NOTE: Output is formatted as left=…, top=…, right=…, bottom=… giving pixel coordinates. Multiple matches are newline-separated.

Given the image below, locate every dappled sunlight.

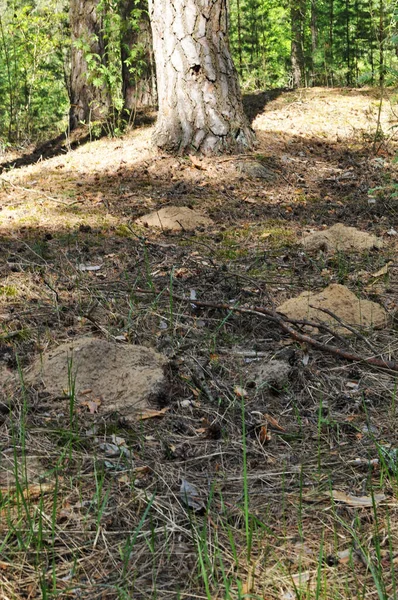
left=0, top=199, right=122, bottom=233
left=0, top=89, right=397, bottom=600
left=255, top=87, right=398, bottom=143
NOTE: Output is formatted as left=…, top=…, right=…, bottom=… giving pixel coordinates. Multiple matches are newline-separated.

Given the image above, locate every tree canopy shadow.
left=242, top=88, right=289, bottom=122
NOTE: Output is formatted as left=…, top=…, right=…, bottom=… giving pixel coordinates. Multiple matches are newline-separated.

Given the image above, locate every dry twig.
left=135, top=288, right=398, bottom=372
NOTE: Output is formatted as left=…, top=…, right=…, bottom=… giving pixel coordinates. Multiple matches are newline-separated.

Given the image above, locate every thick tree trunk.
left=148, top=0, right=255, bottom=155
left=291, top=0, right=305, bottom=88
left=120, top=0, right=157, bottom=110
left=69, top=0, right=110, bottom=130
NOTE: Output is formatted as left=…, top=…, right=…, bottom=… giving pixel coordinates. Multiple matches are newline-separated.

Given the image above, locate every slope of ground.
left=0, top=87, right=397, bottom=599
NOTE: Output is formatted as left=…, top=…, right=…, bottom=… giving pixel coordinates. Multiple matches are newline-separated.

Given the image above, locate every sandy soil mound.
left=277, top=284, right=387, bottom=331
left=27, top=337, right=167, bottom=423
left=136, top=206, right=213, bottom=231
left=302, top=223, right=383, bottom=253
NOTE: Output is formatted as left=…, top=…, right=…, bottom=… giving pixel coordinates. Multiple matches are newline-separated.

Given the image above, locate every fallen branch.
left=134, top=288, right=398, bottom=372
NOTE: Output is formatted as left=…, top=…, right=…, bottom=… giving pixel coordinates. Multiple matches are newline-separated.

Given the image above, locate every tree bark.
left=148, top=0, right=255, bottom=155
left=120, top=0, right=157, bottom=110
left=69, top=0, right=111, bottom=130
left=310, top=0, right=317, bottom=85
left=291, top=0, right=305, bottom=88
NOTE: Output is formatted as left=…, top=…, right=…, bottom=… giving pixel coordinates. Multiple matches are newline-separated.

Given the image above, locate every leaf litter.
left=0, top=88, right=397, bottom=598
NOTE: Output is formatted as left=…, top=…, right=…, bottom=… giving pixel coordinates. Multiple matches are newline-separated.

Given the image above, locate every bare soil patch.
left=277, top=282, right=388, bottom=331
left=136, top=205, right=214, bottom=230
left=27, top=336, right=167, bottom=422
left=302, top=222, right=384, bottom=252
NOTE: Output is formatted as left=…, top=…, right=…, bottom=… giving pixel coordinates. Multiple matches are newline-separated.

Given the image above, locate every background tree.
left=0, top=0, right=397, bottom=148
left=69, top=0, right=111, bottom=129
left=291, top=0, right=306, bottom=87
left=120, top=0, right=156, bottom=111
left=148, top=0, right=255, bottom=154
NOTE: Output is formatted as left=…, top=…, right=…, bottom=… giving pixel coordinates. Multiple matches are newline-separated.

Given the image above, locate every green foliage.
left=0, top=0, right=69, bottom=144
left=229, top=0, right=398, bottom=89
left=1, top=0, right=398, bottom=146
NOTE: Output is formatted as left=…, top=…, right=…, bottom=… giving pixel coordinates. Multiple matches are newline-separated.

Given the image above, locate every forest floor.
left=0, top=87, right=397, bottom=599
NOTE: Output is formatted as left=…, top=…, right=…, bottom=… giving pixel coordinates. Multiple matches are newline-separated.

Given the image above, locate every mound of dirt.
left=27, top=337, right=167, bottom=423
left=236, top=160, right=276, bottom=181
left=302, top=223, right=383, bottom=252
left=255, top=360, right=292, bottom=390
left=277, top=284, right=387, bottom=331
left=136, top=206, right=213, bottom=231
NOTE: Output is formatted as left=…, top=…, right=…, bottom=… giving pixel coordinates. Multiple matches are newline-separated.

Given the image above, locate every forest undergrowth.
left=0, top=87, right=397, bottom=599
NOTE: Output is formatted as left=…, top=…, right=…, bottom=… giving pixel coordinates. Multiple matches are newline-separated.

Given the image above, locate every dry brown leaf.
left=134, top=407, right=169, bottom=421
left=331, top=490, right=385, bottom=507
left=259, top=425, right=272, bottom=444
left=188, top=154, right=206, bottom=170
left=264, top=413, right=286, bottom=431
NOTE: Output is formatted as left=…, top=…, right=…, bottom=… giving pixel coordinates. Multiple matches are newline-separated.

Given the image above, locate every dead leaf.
left=264, top=413, right=286, bottom=431
left=78, top=264, right=102, bottom=272
left=331, top=490, right=385, bottom=507
left=259, top=424, right=272, bottom=444
left=290, top=570, right=313, bottom=586
left=180, top=479, right=206, bottom=512
left=234, top=385, right=248, bottom=398
left=134, top=407, right=169, bottom=421
left=371, top=261, right=392, bottom=278
left=81, top=398, right=101, bottom=414
left=188, top=154, right=206, bottom=170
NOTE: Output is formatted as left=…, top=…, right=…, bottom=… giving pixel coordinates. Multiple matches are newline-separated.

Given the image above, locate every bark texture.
left=121, top=0, right=157, bottom=110
left=291, top=0, right=305, bottom=88
left=148, top=0, right=255, bottom=154
left=69, top=0, right=110, bottom=130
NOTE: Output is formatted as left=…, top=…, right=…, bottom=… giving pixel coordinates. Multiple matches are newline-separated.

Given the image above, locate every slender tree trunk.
left=236, top=0, right=243, bottom=76
left=69, top=0, right=111, bottom=130
left=291, top=0, right=305, bottom=88
left=354, top=0, right=359, bottom=81
left=120, top=0, right=157, bottom=110
left=148, top=0, right=255, bottom=154
left=345, top=0, right=351, bottom=85
left=329, top=0, right=334, bottom=85
left=310, top=0, right=317, bottom=86
left=379, top=0, right=384, bottom=86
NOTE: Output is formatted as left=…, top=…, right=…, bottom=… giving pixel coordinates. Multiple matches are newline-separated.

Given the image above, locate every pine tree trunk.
left=291, top=0, right=305, bottom=88
left=69, top=0, right=110, bottom=130
left=148, top=0, right=255, bottom=155
left=120, top=0, right=157, bottom=111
